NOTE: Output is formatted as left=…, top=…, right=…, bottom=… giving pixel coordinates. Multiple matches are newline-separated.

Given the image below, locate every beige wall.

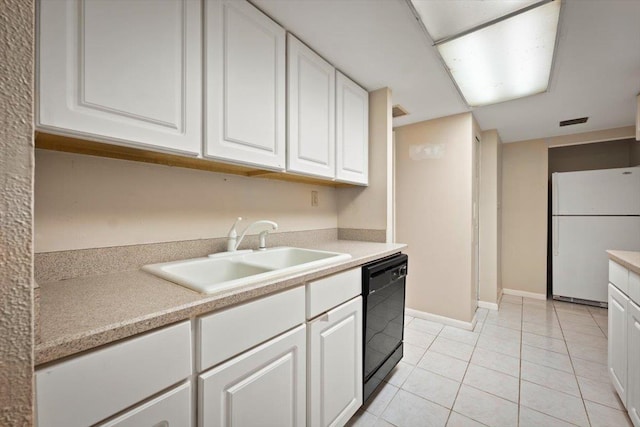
left=501, top=139, right=548, bottom=295
left=35, top=150, right=338, bottom=252
left=337, top=88, right=393, bottom=238
left=471, top=117, right=481, bottom=308
left=549, top=139, right=636, bottom=175
left=479, top=130, right=502, bottom=304
left=0, top=0, right=34, bottom=422
left=395, top=113, right=475, bottom=322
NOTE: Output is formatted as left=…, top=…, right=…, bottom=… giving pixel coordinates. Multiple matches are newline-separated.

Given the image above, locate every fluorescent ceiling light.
left=435, top=1, right=561, bottom=107
left=411, top=0, right=540, bottom=42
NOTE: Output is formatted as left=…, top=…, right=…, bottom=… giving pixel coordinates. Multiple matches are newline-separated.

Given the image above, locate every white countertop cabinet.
left=36, top=256, right=377, bottom=426
left=609, top=283, right=629, bottom=404
left=308, top=296, right=363, bottom=427
left=199, top=325, right=306, bottom=427
left=37, top=0, right=202, bottom=155
left=629, top=299, right=640, bottom=426
left=35, top=322, right=192, bottom=427
left=98, top=382, right=192, bottom=427
left=608, top=257, right=640, bottom=426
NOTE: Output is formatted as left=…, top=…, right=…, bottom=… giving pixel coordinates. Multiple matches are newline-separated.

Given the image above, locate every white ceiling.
left=251, top=0, right=640, bottom=143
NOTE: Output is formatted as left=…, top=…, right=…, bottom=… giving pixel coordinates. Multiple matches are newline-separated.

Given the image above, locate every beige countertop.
left=607, top=250, right=640, bottom=275
left=37, top=240, right=406, bottom=366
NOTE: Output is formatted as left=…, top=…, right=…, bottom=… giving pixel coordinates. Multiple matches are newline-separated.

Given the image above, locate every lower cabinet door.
left=98, top=382, right=191, bottom=427
left=609, top=283, right=629, bottom=404
left=308, top=296, right=363, bottom=427
left=628, top=300, right=640, bottom=427
left=199, top=325, right=306, bottom=427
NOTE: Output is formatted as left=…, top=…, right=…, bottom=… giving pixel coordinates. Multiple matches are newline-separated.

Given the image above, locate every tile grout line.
left=554, top=301, right=593, bottom=427
left=443, top=306, right=489, bottom=427
left=517, top=297, right=523, bottom=427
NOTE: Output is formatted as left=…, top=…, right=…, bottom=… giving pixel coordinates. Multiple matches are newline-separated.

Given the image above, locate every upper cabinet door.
left=336, top=72, right=369, bottom=185
left=205, top=0, right=286, bottom=170
left=37, top=0, right=202, bottom=155
left=287, top=34, right=336, bottom=179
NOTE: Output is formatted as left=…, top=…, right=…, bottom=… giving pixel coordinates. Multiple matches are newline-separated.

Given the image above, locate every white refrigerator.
left=552, top=166, right=640, bottom=305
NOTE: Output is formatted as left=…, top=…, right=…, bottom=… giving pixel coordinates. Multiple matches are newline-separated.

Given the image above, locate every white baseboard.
left=406, top=308, right=477, bottom=331
left=502, top=288, right=547, bottom=300
left=477, top=300, right=499, bottom=310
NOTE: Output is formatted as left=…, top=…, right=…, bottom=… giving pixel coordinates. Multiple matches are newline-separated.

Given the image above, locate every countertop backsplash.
left=35, top=228, right=338, bottom=283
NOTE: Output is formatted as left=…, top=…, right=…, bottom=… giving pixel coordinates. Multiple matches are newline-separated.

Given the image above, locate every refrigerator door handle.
left=552, top=174, right=559, bottom=215
left=553, top=215, right=559, bottom=256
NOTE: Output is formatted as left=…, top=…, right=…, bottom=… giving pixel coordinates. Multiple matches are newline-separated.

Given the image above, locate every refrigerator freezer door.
left=553, top=216, right=640, bottom=303
left=552, top=167, right=640, bottom=215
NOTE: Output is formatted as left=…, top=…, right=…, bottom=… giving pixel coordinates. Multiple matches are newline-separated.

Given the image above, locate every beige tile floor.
left=348, top=295, right=633, bottom=427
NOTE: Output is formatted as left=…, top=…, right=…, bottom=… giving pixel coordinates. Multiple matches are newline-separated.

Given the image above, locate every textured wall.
left=0, top=0, right=34, bottom=424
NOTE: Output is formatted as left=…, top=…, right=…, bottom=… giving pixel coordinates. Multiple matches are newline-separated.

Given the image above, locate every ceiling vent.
left=559, top=117, right=589, bottom=127
left=392, top=105, right=409, bottom=118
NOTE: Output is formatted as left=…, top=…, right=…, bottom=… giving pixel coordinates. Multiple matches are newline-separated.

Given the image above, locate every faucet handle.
left=227, top=217, right=243, bottom=252
left=227, top=217, right=243, bottom=237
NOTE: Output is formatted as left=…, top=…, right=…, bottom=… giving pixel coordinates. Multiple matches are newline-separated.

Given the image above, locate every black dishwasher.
left=362, top=253, right=408, bottom=402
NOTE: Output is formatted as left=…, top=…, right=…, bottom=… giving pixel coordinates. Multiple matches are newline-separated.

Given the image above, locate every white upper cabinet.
left=287, top=34, right=336, bottom=179
left=205, top=0, right=286, bottom=170
left=336, top=72, right=369, bottom=185
left=37, top=0, right=202, bottom=155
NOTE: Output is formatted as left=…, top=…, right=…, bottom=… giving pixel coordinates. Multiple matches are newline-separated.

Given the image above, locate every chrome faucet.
left=227, top=218, right=278, bottom=251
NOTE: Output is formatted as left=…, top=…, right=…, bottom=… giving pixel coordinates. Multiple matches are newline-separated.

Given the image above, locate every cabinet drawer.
left=36, top=321, right=192, bottom=427
left=99, top=381, right=191, bottom=427
left=198, top=286, right=305, bottom=372
left=630, top=271, right=640, bottom=306
left=610, top=260, right=629, bottom=295
left=306, top=268, right=361, bottom=319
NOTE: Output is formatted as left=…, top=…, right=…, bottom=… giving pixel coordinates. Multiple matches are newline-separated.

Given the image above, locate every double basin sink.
left=143, top=247, right=352, bottom=294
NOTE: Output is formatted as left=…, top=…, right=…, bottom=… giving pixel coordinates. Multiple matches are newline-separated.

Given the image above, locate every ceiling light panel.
left=411, top=0, right=541, bottom=41
left=436, top=1, right=561, bottom=107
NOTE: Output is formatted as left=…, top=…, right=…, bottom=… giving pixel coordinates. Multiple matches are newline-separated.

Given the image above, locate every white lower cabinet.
left=99, top=382, right=192, bottom=427
left=36, top=267, right=367, bottom=427
left=628, top=300, right=640, bottom=426
left=198, top=324, right=306, bottom=427
left=35, top=321, right=192, bottom=427
left=308, top=296, right=363, bottom=427
left=609, top=259, right=640, bottom=427
left=609, top=283, right=629, bottom=403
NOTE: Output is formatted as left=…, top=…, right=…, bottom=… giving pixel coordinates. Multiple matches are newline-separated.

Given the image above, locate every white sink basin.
left=143, top=247, right=351, bottom=294
left=238, top=247, right=347, bottom=270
